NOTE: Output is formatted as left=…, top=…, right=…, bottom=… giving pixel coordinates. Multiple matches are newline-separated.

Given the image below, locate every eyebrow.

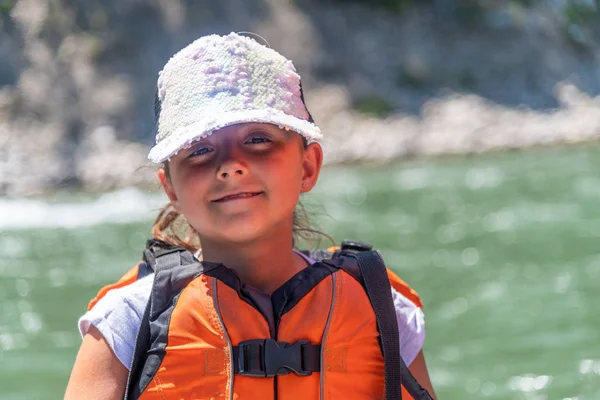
left=239, top=125, right=274, bottom=135
left=186, top=125, right=285, bottom=152
left=189, top=139, right=211, bottom=148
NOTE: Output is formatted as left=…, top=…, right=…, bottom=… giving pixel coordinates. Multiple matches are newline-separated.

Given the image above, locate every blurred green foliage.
left=374, top=0, right=416, bottom=12
left=396, top=68, right=429, bottom=89
left=327, top=0, right=424, bottom=13
left=457, top=70, right=477, bottom=91
left=0, top=0, right=16, bottom=14
left=511, top=0, right=537, bottom=6
left=328, top=0, right=600, bottom=27
left=455, top=3, right=486, bottom=28
left=563, top=0, right=600, bottom=25
left=356, top=96, right=394, bottom=117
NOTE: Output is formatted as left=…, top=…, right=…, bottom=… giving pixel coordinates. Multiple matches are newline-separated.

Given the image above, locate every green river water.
left=1, top=144, right=599, bottom=399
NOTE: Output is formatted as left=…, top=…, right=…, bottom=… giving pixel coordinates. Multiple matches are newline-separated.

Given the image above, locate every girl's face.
left=159, top=123, right=323, bottom=245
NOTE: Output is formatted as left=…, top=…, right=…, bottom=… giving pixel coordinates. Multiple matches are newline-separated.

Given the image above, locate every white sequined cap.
left=148, top=32, right=322, bottom=163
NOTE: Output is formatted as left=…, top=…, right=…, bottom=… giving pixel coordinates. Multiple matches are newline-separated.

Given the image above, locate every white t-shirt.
left=79, top=253, right=426, bottom=370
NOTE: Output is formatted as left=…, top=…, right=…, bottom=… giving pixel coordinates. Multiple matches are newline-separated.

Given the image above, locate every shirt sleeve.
left=392, top=286, right=426, bottom=366
left=78, top=274, right=154, bottom=370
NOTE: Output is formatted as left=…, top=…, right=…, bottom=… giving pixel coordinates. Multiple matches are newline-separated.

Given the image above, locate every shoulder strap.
left=124, top=249, right=184, bottom=400
left=349, top=249, right=434, bottom=400
left=141, top=238, right=182, bottom=272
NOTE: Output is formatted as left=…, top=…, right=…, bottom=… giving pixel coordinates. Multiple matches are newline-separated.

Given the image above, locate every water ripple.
left=0, top=188, right=166, bottom=230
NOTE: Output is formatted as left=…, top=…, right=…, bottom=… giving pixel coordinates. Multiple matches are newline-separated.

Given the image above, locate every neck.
left=198, top=228, right=308, bottom=295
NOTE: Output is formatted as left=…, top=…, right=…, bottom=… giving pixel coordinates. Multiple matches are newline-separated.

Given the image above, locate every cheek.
left=171, top=171, right=209, bottom=209
left=263, top=162, right=303, bottom=203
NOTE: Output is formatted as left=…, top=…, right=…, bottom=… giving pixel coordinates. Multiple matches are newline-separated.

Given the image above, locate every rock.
left=2, top=0, right=600, bottom=195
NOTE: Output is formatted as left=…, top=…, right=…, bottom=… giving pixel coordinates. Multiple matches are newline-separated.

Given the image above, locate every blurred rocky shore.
left=1, top=0, right=600, bottom=195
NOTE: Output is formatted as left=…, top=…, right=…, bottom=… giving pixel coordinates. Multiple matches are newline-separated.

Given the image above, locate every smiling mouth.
left=213, top=192, right=263, bottom=202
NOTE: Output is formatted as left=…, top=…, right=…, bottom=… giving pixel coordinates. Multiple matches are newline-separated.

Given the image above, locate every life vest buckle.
left=340, top=239, right=373, bottom=252
left=237, top=339, right=315, bottom=378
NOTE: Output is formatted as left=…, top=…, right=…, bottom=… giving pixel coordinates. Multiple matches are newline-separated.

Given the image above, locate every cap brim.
left=148, top=108, right=322, bottom=164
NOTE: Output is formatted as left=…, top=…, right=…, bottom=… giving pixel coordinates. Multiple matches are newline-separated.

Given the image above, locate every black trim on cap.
left=154, top=90, right=161, bottom=121
left=299, top=81, right=315, bottom=124
left=153, top=89, right=162, bottom=145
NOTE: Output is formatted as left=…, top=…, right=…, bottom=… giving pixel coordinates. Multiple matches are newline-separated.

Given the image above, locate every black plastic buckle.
left=341, top=239, right=373, bottom=252
left=238, top=339, right=312, bottom=378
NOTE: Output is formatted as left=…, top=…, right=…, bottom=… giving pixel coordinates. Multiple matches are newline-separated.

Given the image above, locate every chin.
left=196, top=211, right=291, bottom=245
left=209, top=221, right=269, bottom=245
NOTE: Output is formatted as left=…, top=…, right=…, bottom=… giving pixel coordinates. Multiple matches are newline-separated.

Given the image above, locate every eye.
left=246, top=136, right=272, bottom=145
left=188, top=146, right=213, bottom=158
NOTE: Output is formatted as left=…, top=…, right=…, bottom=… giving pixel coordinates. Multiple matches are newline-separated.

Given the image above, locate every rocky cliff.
left=1, top=0, right=600, bottom=195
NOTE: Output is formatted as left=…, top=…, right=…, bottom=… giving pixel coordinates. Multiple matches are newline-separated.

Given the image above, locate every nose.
left=216, top=147, right=248, bottom=181
left=219, top=167, right=245, bottom=179
left=213, top=128, right=252, bottom=181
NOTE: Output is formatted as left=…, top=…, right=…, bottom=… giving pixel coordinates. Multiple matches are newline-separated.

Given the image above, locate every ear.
left=300, top=142, right=323, bottom=192
left=158, top=168, right=181, bottom=212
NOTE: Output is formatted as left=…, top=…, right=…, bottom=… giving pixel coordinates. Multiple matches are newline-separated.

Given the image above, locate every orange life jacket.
left=88, top=240, right=432, bottom=400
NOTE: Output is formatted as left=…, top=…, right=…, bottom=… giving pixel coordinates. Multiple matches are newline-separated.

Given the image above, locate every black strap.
left=124, top=299, right=151, bottom=399
left=124, top=250, right=183, bottom=399
left=124, top=241, right=432, bottom=399
left=352, top=250, right=434, bottom=400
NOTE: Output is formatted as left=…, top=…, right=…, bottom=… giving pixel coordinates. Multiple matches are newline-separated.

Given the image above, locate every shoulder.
left=386, top=268, right=422, bottom=309
left=385, top=266, right=426, bottom=366
left=390, top=280, right=426, bottom=366
left=87, top=262, right=147, bottom=311
left=85, top=272, right=154, bottom=318
left=78, top=273, right=154, bottom=369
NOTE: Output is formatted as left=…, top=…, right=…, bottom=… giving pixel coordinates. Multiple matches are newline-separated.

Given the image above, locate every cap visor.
left=148, top=109, right=322, bottom=164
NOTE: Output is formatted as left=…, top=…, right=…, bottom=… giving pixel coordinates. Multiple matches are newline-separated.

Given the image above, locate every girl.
left=65, top=32, right=436, bottom=400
